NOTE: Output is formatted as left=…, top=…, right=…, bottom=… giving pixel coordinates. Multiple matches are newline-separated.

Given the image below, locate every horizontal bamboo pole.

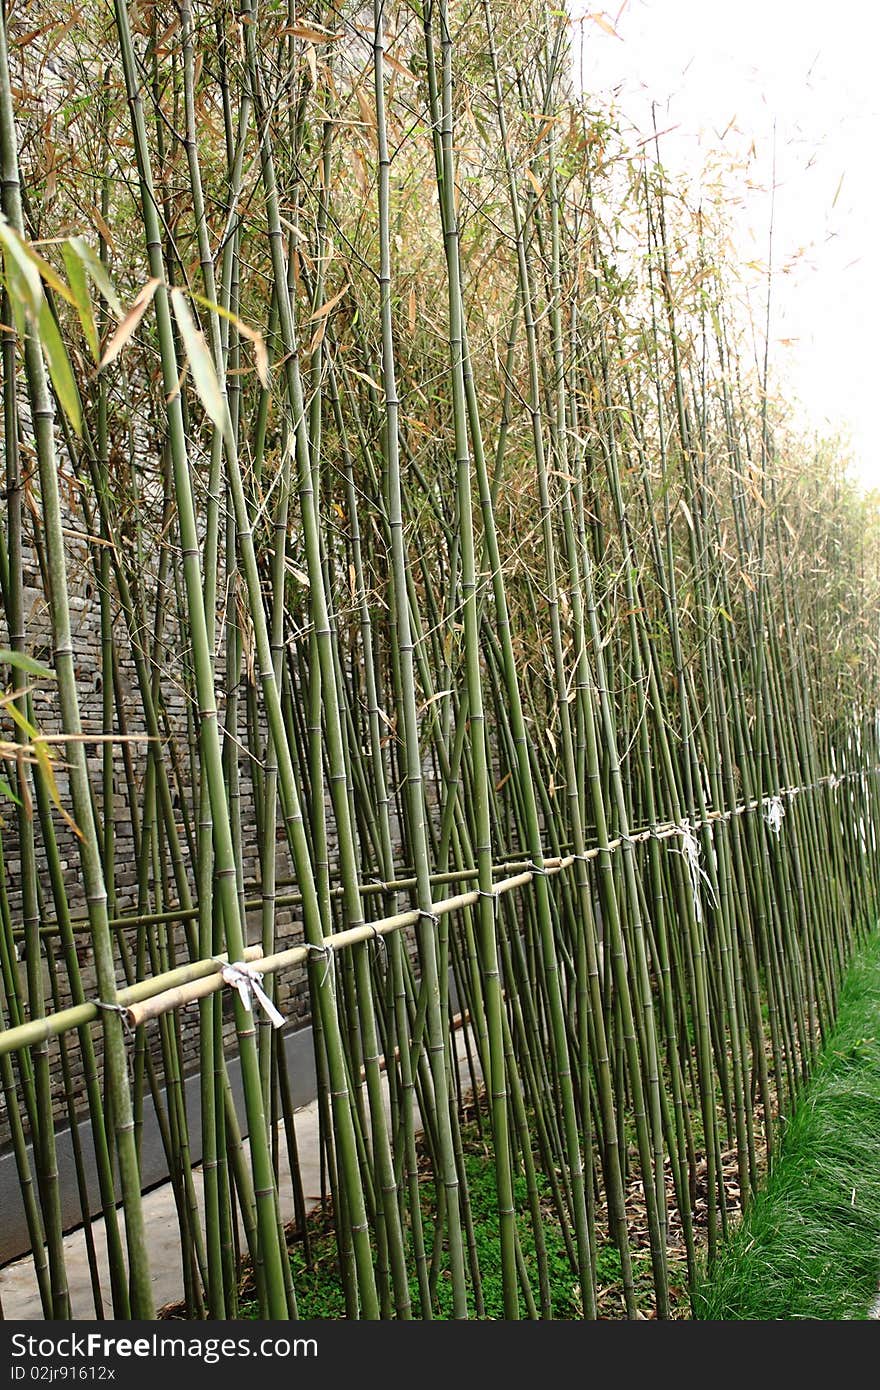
left=127, top=868, right=541, bottom=1028
left=0, top=945, right=265, bottom=1057
left=11, top=855, right=547, bottom=940
left=2, top=765, right=873, bottom=1056
left=12, top=767, right=871, bottom=942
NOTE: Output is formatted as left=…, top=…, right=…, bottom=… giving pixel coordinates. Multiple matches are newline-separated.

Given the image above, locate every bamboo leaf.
left=285, top=561, right=310, bottom=588
left=303, top=41, right=317, bottom=86
left=384, top=53, right=417, bottom=80
left=346, top=365, right=384, bottom=393
left=831, top=171, right=845, bottom=209
left=308, top=279, right=350, bottom=322
left=0, top=650, right=55, bottom=679
left=528, top=115, right=557, bottom=151
left=0, top=776, right=21, bottom=806
left=99, top=277, right=160, bottom=367
left=189, top=290, right=270, bottom=388
left=68, top=235, right=123, bottom=319
left=19, top=243, right=78, bottom=309
left=3, top=697, right=40, bottom=742
left=32, top=738, right=84, bottom=841
left=38, top=298, right=82, bottom=436
left=61, top=241, right=100, bottom=361
left=353, top=83, right=375, bottom=132
left=0, top=217, right=43, bottom=321
left=585, top=12, right=622, bottom=39
left=88, top=205, right=116, bottom=255
left=281, top=24, right=342, bottom=43
left=524, top=167, right=545, bottom=200
left=170, top=287, right=226, bottom=432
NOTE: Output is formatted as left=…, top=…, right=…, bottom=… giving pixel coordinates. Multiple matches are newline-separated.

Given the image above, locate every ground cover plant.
left=695, top=928, right=880, bottom=1320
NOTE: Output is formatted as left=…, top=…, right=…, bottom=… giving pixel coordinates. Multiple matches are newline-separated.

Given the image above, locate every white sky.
left=571, top=0, right=880, bottom=490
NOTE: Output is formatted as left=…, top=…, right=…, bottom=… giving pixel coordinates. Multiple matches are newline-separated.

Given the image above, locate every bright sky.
left=571, top=0, right=880, bottom=490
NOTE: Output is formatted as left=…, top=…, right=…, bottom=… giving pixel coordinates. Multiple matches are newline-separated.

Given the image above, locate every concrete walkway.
left=0, top=1094, right=325, bottom=1319
left=0, top=1027, right=479, bottom=1319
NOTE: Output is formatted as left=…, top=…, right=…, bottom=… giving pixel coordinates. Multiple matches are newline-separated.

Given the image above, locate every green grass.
left=236, top=1123, right=684, bottom=1319
left=239, top=1130, right=584, bottom=1320
left=694, top=927, right=880, bottom=1320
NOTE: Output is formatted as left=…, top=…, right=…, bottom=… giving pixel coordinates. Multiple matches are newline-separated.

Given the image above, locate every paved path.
left=0, top=1028, right=479, bottom=1319
left=0, top=1095, right=325, bottom=1319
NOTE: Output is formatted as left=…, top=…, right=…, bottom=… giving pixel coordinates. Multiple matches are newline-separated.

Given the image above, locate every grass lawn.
left=234, top=1117, right=687, bottom=1320
left=694, top=927, right=880, bottom=1320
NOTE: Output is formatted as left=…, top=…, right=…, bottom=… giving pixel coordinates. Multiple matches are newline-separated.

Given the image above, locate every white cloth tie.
left=673, top=819, right=717, bottom=923
left=763, top=795, right=785, bottom=837
left=221, top=960, right=285, bottom=1029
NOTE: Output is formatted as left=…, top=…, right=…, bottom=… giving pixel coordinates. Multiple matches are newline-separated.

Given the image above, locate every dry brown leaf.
left=308, top=279, right=350, bottom=323
left=524, top=166, right=544, bottom=200
left=99, top=278, right=160, bottom=368
left=384, top=53, right=417, bottom=80
left=281, top=25, right=342, bottom=44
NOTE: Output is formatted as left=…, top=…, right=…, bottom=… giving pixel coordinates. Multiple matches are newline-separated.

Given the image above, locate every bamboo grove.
left=0, top=0, right=878, bottom=1321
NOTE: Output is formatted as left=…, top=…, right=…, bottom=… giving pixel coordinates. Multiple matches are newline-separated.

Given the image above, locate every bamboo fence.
left=0, top=0, right=877, bottom=1321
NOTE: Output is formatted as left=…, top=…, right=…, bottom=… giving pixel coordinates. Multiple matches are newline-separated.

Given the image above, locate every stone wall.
left=0, top=512, right=317, bottom=1147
